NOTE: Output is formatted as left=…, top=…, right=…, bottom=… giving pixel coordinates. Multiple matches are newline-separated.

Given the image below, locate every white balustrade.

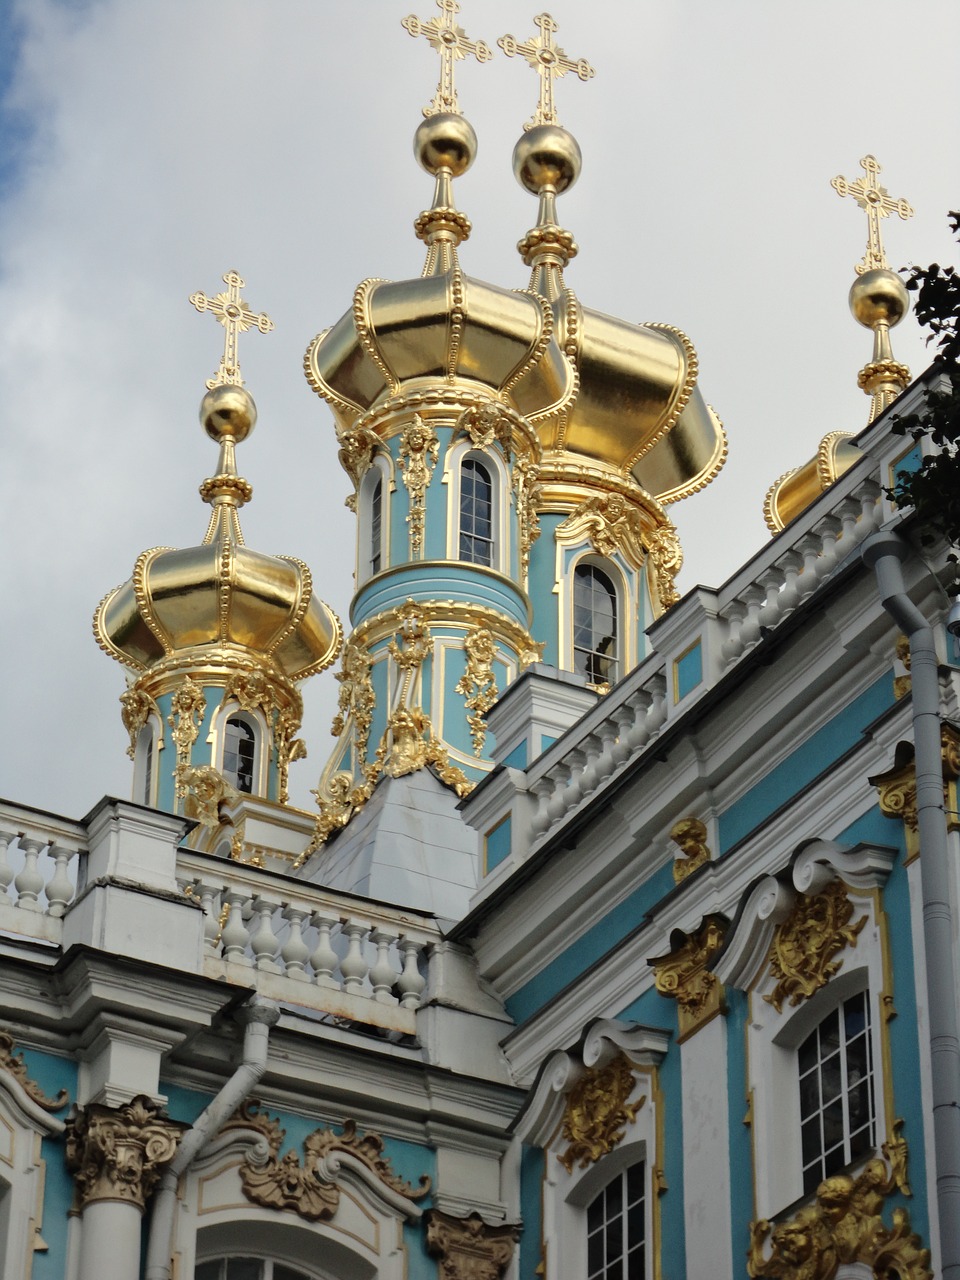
left=0, top=814, right=83, bottom=940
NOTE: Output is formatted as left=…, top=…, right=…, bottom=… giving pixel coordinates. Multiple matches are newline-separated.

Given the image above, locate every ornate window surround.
left=559, top=551, right=631, bottom=687
left=512, top=1019, right=668, bottom=1280
left=444, top=440, right=510, bottom=575
left=357, top=454, right=393, bottom=587
left=714, top=838, right=897, bottom=1221
left=209, top=705, right=268, bottom=799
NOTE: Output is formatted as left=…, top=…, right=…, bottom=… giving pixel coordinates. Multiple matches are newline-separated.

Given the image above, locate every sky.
left=1, top=0, right=958, bottom=820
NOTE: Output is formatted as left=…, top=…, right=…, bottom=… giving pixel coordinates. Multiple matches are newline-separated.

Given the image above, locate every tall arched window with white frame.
left=574, top=562, right=619, bottom=684
left=459, top=456, right=494, bottom=567
left=370, top=473, right=383, bottom=576
left=195, top=1261, right=314, bottom=1280
left=222, top=715, right=257, bottom=795
left=587, top=1161, right=646, bottom=1280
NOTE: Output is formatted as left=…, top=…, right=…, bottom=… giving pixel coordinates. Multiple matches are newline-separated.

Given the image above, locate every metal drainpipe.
left=862, top=530, right=960, bottom=1278
left=144, top=997, right=280, bottom=1280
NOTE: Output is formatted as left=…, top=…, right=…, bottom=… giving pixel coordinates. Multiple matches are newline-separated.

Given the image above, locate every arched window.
left=798, top=990, right=875, bottom=1195
left=574, top=563, right=618, bottom=684
left=136, top=724, right=155, bottom=806
left=587, top=1163, right=646, bottom=1280
left=370, top=474, right=383, bottom=575
left=223, top=717, right=256, bottom=794
left=196, top=1262, right=311, bottom=1280
left=459, top=457, right=494, bottom=567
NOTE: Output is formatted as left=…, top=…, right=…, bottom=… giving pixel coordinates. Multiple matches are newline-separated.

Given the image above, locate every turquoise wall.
left=19, top=1048, right=77, bottom=1280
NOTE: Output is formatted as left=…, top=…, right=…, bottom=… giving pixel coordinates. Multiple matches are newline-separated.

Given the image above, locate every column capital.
left=65, top=1094, right=186, bottom=1212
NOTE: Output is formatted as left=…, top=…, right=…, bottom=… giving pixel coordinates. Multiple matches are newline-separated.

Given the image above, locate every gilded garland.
left=119, top=685, right=162, bottom=760
left=331, top=639, right=376, bottom=766
left=455, top=628, right=499, bottom=756
left=512, top=455, right=542, bottom=585
left=559, top=1052, right=643, bottom=1173
left=398, top=415, right=439, bottom=557
left=765, top=880, right=867, bottom=1014
left=168, top=677, right=207, bottom=797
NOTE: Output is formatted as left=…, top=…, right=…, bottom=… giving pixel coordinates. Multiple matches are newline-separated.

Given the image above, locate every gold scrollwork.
left=425, top=1209, right=519, bottom=1280
left=765, top=880, right=867, bottom=1014
left=331, top=638, right=376, bottom=766
left=670, top=816, right=712, bottom=884
left=0, top=1032, right=67, bottom=1111
left=513, top=455, right=542, bottom=585
left=455, top=628, right=499, bottom=756
left=456, top=402, right=513, bottom=458
left=398, top=415, right=440, bottom=557
left=646, top=520, right=683, bottom=611
left=559, top=1052, right=643, bottom=1173
left=222, top=669, right=276, bottom=716
left=119, top=684, right=162, bottom=760
left=338, top=424, right=382, bottom=511
left=650, top=916, right=727, bottom=1042
left=168, top=677, right=207, bottom=797
left=557, top=492, right=648, bottom=571
left=274, top=703, right=306, bottom=806
left=747, top=1123, right=930, bottom=1279
left=234, top=1104, right=430, bottom=1224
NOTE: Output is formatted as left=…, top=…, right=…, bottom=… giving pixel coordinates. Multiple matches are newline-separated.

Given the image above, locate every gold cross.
left=831, top=155, right=914, bottom=275
left=498, top=13, right=594, bottom=131
left=189, top=270, right=274, bottom=389
left=402, top=0, right=492, bottom=118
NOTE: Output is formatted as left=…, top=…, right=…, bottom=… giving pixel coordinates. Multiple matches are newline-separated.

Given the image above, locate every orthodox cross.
left=498, top=13, right=594, bottom=130
left=402, top=0, right=492, bottom=117
left=831, top=156, right=914, bottom=275
left=189, top=270, right=274, bottom=389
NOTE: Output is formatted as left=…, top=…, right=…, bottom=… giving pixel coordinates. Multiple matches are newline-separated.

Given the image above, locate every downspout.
left=145, top=997, right=280, bottom=1280
left=862, top=530, right=960, bottom=1279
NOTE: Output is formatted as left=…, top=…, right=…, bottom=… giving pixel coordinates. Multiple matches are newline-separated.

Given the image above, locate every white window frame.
left=357, top=454, right=393, bottom=586
left=132, top=715, right=163, bottom=807
left=563, top=552, right=629, bottom=687
left=209, top=705, right=269, bottom=798
left=444, top=441, right=509, bottom=574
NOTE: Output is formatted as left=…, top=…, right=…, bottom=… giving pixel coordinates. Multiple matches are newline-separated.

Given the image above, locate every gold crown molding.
left=199, top=473, right=253, bottom=507
left=399, top=416, right=441, bottom=558
left=539, top=287, right=583, bottom=448
left=623, top=325, right=698, bottom=471
left=497, top=12, right=594, bottom=132
left=65, top=1095, right=185, bottom=1213
left=748, top=1122, right=930, bottom=1280
left=119, top=684, right=163, bottom=760
left=816, top=431, right=855, bottom=489
left=230, top=1100, right=430, bottom=1223
left=455, top=627, right=499, bottom=756
left=351, top=596, right=540, bottom=666
left=764, top=880, right=868, bottom=1014
left=650, top=916, right=727, bottom=1043
left=558, top=1052, right=643, bottom=1174
left=415, top=205, right=472, bottom=246
left=870, top=725, right=960, bottom=864
left=351, top=387, right=542, bottom=460
left=763, top=467, right=799, bottom=535
left=656, top=405, right=728, bottom=507
left=425, top=1209, right=519, bottom=1280
left=0, top=1033, right=67, bottom=1111
left=447, top=265, right=466, bottom=377
left=133, top=547, right=177, bottom=656
left=353, top=278, right=399, bottom=395
left=670, top=816, right=712, bottom=884
left=128, top=650, right=299, bottom=708
left=93, top=586, right=147, bottom=673
left=536, top=458, right=662, bottom=515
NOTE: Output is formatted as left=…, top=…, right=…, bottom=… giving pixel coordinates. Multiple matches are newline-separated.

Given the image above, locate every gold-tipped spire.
left=189, top=269, right=274, bottom=389
left=498, top=13, right=594, bottom=131
left=500, top=15, right=592, bottom=299
left=832, top=155, right=913, bottom=423
left=402, top=0, right=491, bottom=118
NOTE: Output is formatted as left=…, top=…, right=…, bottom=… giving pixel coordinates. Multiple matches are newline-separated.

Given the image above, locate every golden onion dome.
left=94, top=385, right=342, bottom=683
left=763, top=431, right=862, bottom=534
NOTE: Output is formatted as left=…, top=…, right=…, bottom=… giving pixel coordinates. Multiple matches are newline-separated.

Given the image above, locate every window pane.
left=459, top=458, right=494, bottom=567
left=194, top=1265, right=221, bottom=1280
left=587, top=1164, right=644, bottom=1280
left=225, top=1261, right=261, bottom=1280
left=223, top=718, right=255, bottom=794
left=573, top=564, right=618, bottom=684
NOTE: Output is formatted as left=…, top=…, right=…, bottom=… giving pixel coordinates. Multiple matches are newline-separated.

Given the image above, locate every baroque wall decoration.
left=119, top=684, right=162, bottom=760
left=455, top=628, right=500, bottom=756
left=669, top=815, right=713, bottom=884
left=764, top=880, right=867, bottom=1014
left=65, top=1095, right=185, bottom=1212
left=398, top=415, right=440, bottom=557
left=558, top=1051, right=643, bottom=1173
left=870, top=724, right=960, bottom=863
left=425, top=1209, right=519, bottom=1280
left=650, top=915, right=728, bottom=1042
left=0, top=1032, right=67, bottom=1112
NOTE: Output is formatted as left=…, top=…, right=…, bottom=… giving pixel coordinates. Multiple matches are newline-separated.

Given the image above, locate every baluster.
left=0, top=830, right=16, bottom=901
left=626, top=688, right=654, bottom=751
left=339, top=920, right=369, bottom=994
left=310, top=912, right=340, bottom=989
left=758, top=566, right=785, bottom=630
left=858, top=480, right=882, bottom=535
left=397, top=938, right=426, bottom=1010
left=281, top=907, right=311, bottom=981
left=564, top=748, right=587, bottom=807
left=14, top=838, right=46, bottom=912
left=738, top=585, right=765, bottom=652
left=833, top=496, right=862, bottom=560
left=610, top=704, right=635, bottom=766
left=776, top=549, right=803, bottom=618
left=194, top=880, right=222, bottom=954
left=45, top=845, right=76, bottom=917
left=646, top=675, right=668, bottom=737
left=369, top=929, right=399, bottom=1005
left=594, top=721, right=618, bottom=783
left=220, top=890, right=252, bottom=966
left=816, top=515, right=842, bottom=581
left=720, top=600, right=747, bottom=663
left=795, top=533, right=823, bottom=599
left=250, top=898, right=281, bottom=972
left=530, top=778, right=554, bottom=834
left=546, top=763, right=572, bottom=823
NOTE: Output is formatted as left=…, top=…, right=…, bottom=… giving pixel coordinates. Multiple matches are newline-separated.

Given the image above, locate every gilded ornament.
left=456, top=402, right=513, bottom=458
left=558, top=1052, right=643, bottom=1173
left=331, top=639, right=376, bottom=765
left=176, top=764, right=236, bottom=827
left=893, top=634, right=912, bottom=700
left=65, top=1095, right=185, bottom=1212
left=426, top=1209, right=519, bottom=1280
left=274, top=703, right=306, bottom=806
left=388, top=601, right=432, bottom=675
left=558, top=492, right=647, bottom=570
left=339, top=428, right=382, bottom=511
left=189, top=270, right=274, bottom=390
left=871, top=724, right=960, bottom=863
left=119, top=684, right=161, bottom=760
left=646, top=521, right=683, bottom=611
left=237, top=1107, right=430, bottom=1223
left=765, top=880, right=867, bottom=1014
left=650, top=916, right=727, bottom=1042
left=831, top=155, right=914, bottom=276
left=398, top=417, right=440, bottom=557
left=512, top=455, right=542, bottom=584
left=669, top=816, right=712, bottom=884
left=0, top=1032, right=67, bottom=1111
left=168, top=677, right=207, bottom=794
left=747, top=1124, right=930, bottom=1279
left=455, top=628, right=499, bottom=756
left=402, top=0, right=492, bottom=119
left=497, top=13, right=594, bottom=131
left=223, top=669, right=275, bottom=715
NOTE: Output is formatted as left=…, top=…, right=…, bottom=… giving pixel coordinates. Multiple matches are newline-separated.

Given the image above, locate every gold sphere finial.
left=513, top=123, right=582, bottom=195
left=414, top=112, right=477, bottom=178
left=848, top=268, right=909, bottom=331
left=201, top=384, right=257, bottom=443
